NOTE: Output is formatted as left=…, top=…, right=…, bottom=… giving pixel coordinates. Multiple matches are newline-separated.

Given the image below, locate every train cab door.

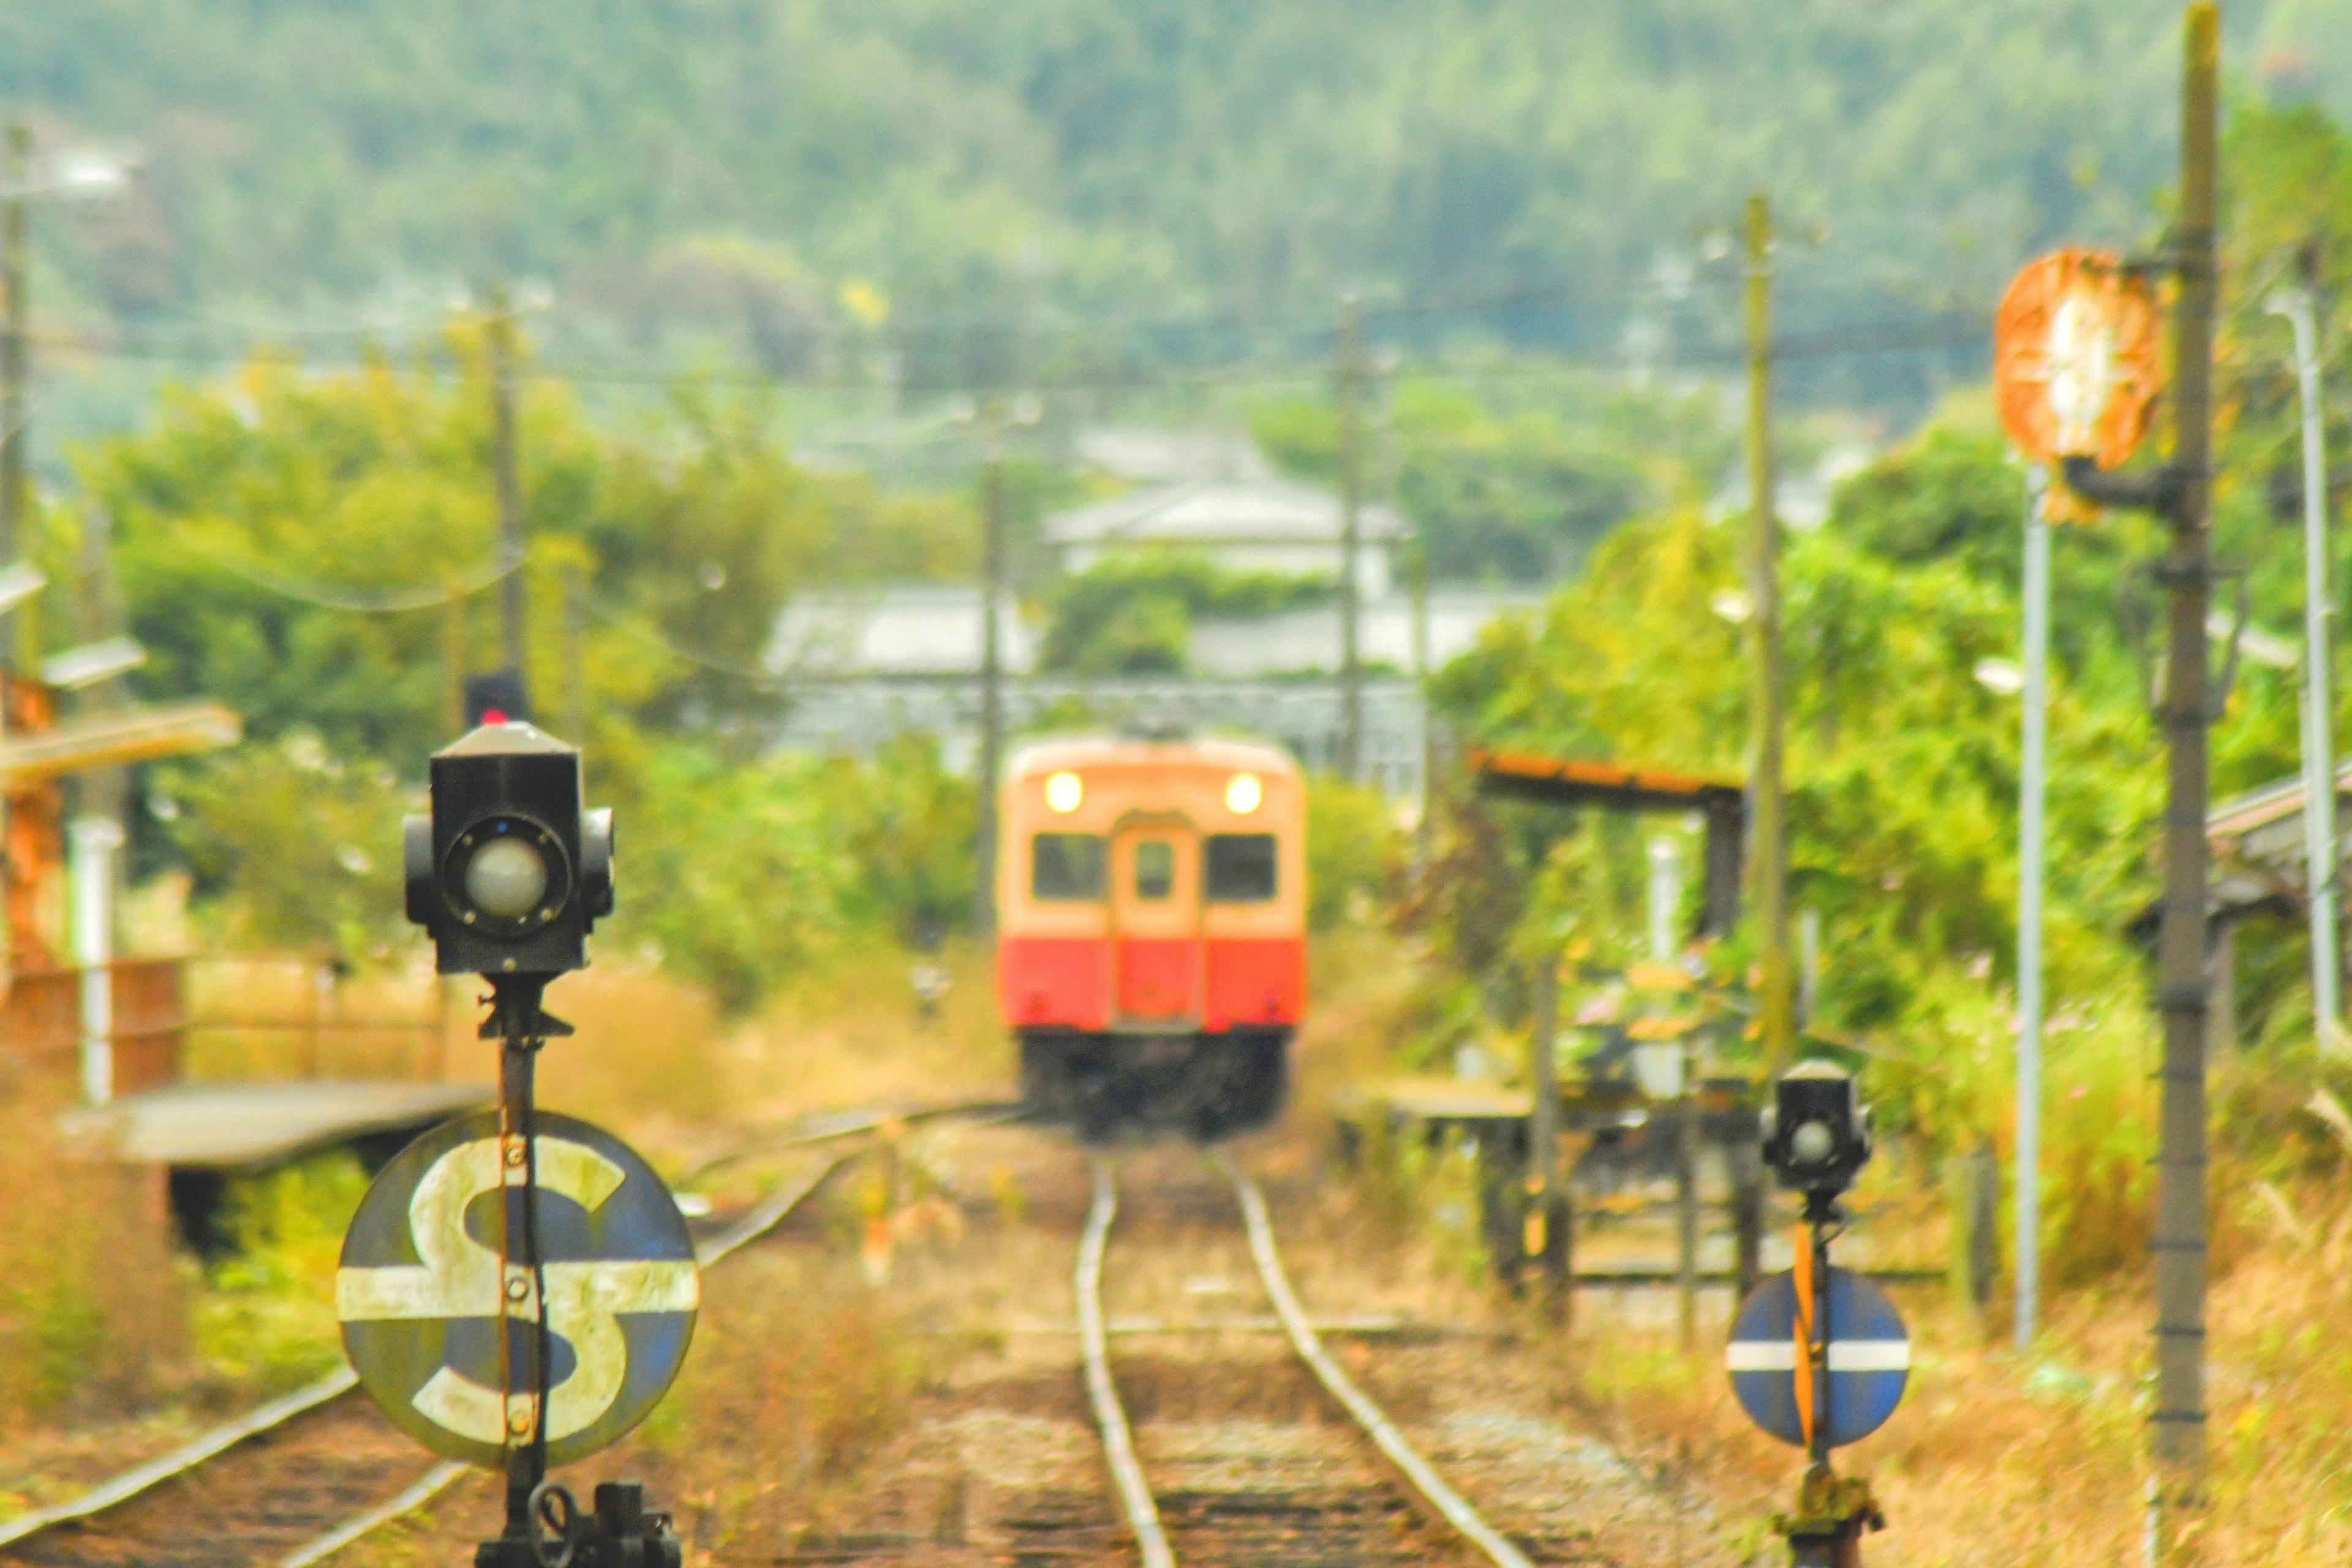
left=1109, top=817, right=1202, bottom=1025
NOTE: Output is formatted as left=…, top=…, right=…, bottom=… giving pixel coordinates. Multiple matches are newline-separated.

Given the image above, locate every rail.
left=1076, top=1159, right=1175, bottom=1568
left=1223, top=1156, right=1536, bottom=1568
left=1074, top=1155, right=1534, bottom=1568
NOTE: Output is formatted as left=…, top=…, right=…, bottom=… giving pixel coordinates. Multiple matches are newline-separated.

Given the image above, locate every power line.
left=187, top=540, right=521, bottom=613
left=36, top=307, right=1991, bottom=398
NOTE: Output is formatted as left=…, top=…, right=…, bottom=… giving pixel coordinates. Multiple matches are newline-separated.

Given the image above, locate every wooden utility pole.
left=1, top=124, right=30, bottom=673
left=1526, top=952, right=1569, bottom=1314
left=1336, top=295, right=1365, bottom=783
left=564, top=561, right=587, bottom=747
left=974, top=421, right=1007, bottom=938
left=488, top=284, right=527, bottom=692
left=2150, top=4, right=2219, bottom=1532
left=1743, top=195, right=1795, bottom=1066
left=2057, top=7, right=2220, bottom=1546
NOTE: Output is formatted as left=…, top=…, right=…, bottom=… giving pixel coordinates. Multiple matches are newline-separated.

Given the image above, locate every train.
left=995, top=734, right=1306, bottom=1139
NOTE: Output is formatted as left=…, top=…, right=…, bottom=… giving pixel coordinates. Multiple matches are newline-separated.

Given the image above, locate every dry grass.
left=714, top=938, right=1012, bottom=1121
left=645, top=1247, right=935, bottom=1554
left=1517, top=1174, right=2352, bottom=1566
left=0, top=1095, right=188, bottom=1427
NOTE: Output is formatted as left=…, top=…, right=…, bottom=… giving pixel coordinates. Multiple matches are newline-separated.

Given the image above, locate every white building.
left=1043, top=478, right=1409, bottom=600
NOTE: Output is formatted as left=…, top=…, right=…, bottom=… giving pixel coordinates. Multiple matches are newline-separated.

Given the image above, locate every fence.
left=0, top=953, right=453, bottom=1097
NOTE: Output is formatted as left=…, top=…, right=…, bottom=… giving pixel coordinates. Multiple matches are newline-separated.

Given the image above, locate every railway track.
left=0, top=1098, right=1008, bottom=1568
left=1075, top=1154, right=1536, bottom=1568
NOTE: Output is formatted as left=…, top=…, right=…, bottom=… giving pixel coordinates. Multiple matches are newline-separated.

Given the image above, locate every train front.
left=995, top=735, right=1305, bottom=1139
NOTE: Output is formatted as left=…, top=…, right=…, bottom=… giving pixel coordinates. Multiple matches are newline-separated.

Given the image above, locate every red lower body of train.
left=998, top=933, right=1304, bottom=1139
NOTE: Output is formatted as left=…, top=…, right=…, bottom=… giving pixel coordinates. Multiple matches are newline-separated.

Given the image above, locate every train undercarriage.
left=1019, top=1027, right=1289, bottom=1142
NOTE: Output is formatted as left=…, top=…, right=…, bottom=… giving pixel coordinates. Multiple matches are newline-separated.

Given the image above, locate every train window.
left=1133, top=840, right=1175, bottom=900
left=1031, top=834, right=1106, bottom=900
left=1205, top=834, right=1278, bottom=902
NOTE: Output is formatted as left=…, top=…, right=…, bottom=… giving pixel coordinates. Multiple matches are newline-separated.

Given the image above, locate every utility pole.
left=564, top=561, right=588, bottom=748
left=1336, top=294, right=1365, bottom=783
left=2059, top=7, right=2219, bottom=1545
left=488, top=284, right=526, bottom=693
left=2271, top=279, right=2339, bottom=1049
left=2151, top=10, right=2218, bottom=1531
left=1, top=123, right=31, bottom=674
left=974, top=418, right=1007, bottom=938
left=2015, top=466, right=2051, bottom=1347
left=1527, top=951, right=1567, bottom=1314
left=1743, top=195, right=1795, bottom=1066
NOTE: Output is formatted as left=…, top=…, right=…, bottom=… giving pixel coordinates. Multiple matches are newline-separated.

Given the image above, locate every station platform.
left=64, top=1079, right=491, bottom=1169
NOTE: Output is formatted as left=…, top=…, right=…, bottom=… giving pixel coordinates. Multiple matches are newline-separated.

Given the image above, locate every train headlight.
left=1226, top=773, right=1262, bottom=814
left=1046, top=771, right=1084, bottom=813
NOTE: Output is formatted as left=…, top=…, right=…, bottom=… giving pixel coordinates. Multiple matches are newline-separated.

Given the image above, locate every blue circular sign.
left=337, top=1110, right=699, bottom=1468
left=1726, top=1266, right=1908, bottom=1449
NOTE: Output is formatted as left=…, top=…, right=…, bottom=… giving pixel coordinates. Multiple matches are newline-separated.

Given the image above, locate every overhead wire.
left=183, top=541, right=522, bottom=614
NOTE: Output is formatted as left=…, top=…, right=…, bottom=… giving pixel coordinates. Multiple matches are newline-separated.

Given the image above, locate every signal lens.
left=1226, top=773, right=1263, bottom=814
left=466, top=836, right=549, bottom=918
left=1046, top=772, right=1084, bottom=813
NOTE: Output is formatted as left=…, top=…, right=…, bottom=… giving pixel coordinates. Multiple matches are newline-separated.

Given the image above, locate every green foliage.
left=1306, top=775, right=1400, bottom=932
left=13, top=0, right=2327, bottom=412
left=810, top=736, right=976, bottom=948
left=76, top=344, right=980, bottom=988
left=1041, top=551, right=1329, bottom=675
left=609, top=746, right=858, bottom=1015
left=157, top=731, right=412, bottom=956
left=1421, top=429, right=2160, bottom=1140
left=83, top=344, right=968, bottom=769
left=197, top=1152, right=373, bottom=1387
left=607, top=739, right=978, bottom=1012
left=1251, top=376, right=1728, bottom=586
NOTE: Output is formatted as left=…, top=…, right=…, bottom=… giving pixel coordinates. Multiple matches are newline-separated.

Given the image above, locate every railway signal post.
left=356, top=718, right=693, bottom=1568
left=1729, top=1061, right=1905, bottom=1567
left=1741, top=194, right=1795, bottom=1068
left=1993, top=241, right=2162, bottom=1348
left=2048, top=7, right=2220, bottom=1548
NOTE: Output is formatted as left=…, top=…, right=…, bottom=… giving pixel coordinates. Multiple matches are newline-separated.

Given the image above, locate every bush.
left=1307, top=775, right=1401, bottom=932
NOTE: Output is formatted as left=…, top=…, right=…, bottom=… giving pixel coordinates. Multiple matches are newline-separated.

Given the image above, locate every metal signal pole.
left=2271, top=282, right=2340, bottom=1049
left=1, top=124, right=29, bottom=673
left=2060, top=7, right=2219, bottom=1542
left=1337, top=295, right=1365, bottom=783
left=488, top=284, right=527, bottom=688
left=974, top=419, right=1007, bottom=938
left=1743, top=195, right=1795, bottom=1066
left=2015, top=465, right=2051, bottom=1347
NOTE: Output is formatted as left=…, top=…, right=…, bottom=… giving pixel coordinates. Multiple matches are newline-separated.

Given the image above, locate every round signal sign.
left=1994, top=249, right=2163, bottom=470
left=336, top=1110, right=699, bottom=1468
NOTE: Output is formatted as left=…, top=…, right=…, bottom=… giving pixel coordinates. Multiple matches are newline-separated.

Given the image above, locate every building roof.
left=1044, top=479, right=1409, bottom=551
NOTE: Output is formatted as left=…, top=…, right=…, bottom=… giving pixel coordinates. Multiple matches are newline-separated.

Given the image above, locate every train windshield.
left=1205, top=834, right=1277, bottom=902
left=1133, top=840, right=1175, bottom=900
left=1032, top=833, right=1107, bottom=900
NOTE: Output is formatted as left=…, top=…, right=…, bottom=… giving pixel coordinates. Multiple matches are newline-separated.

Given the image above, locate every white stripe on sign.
left=1725, top=1340, right=1909, bottom=1373
left=1828, top=1340, right=1910, bottom=1372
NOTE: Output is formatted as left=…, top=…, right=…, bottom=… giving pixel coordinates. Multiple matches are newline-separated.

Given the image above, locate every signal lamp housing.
left=1758, top=1059, right=1872, bottom=1200
left=404, top=721, right=614, bottom=976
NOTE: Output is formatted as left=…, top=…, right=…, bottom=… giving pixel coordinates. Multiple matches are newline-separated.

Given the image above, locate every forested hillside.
left=6, top=0, right=2347, bottom=401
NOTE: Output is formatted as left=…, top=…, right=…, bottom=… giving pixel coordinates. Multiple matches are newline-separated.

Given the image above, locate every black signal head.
left=403, top=722, right=614, bottom=977
left=1758, top=1059, right=1872, bottom=1201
